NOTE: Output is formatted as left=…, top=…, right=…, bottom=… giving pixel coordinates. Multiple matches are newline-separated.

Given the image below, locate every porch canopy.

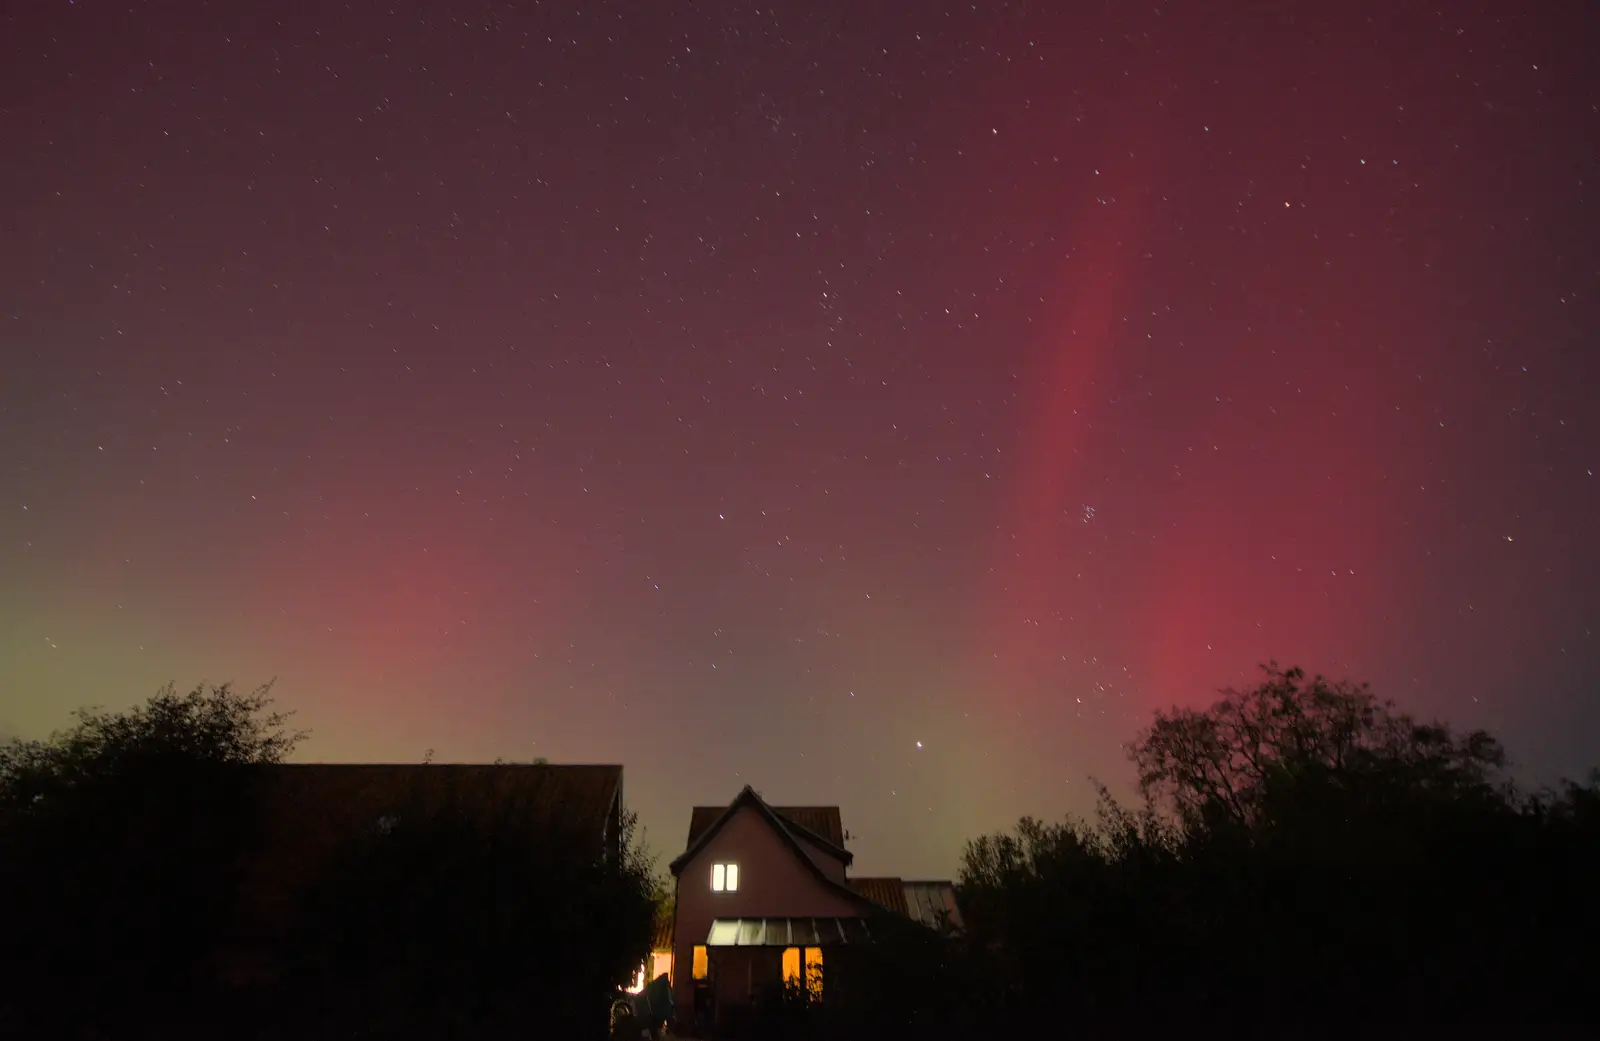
left=706, top=916, right=872, bottom=947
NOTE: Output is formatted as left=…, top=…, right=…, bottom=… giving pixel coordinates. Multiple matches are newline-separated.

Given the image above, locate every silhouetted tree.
left=949, top=665, right=1600, bottom=1030
left=1131, top=662, right=1507, bottom=828
left=276, top=772, right=657, bottom=1040
left=0, top=682, right=304, bottom=1039
left=955, top=789, right=1186, bottom=1030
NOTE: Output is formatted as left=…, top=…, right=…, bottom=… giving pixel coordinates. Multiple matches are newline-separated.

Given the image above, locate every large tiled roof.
left=257, top=762, right=622, bottom=833
left=847, top=876, right=909, bottom=915
left=233, top=763, right=623, bottom=936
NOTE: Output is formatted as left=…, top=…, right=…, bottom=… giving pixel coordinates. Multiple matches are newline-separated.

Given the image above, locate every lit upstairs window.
left=711, top=862, right=740, bottom=892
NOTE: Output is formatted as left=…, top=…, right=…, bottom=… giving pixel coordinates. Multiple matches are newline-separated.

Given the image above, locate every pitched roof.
left=256, top=762, right=622, bottom=833
left=772, top=807, right=844, bottom=846
left=670, top=786, right=877, bottom=914
left=685, top=803, right=851, bottom=863
left=233, top=763, right=623, bottom=937
left=847, top=876, right=909, bottom=915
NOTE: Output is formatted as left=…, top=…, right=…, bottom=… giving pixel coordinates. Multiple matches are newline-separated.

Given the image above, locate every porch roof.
left=705, top=916, right=872, bottom=947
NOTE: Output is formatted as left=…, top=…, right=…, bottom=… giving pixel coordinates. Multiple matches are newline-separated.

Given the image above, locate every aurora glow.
left=2, top=0, right=1596, bottom=875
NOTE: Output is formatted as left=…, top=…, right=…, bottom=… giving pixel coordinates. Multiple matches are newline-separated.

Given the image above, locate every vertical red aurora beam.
left=975, top=84, right=1163, bottom=705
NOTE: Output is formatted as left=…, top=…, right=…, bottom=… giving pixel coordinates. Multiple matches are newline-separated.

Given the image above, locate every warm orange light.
left=784, top=946, right=823, bottom=996
left=692, top=945, right=708, bottom=979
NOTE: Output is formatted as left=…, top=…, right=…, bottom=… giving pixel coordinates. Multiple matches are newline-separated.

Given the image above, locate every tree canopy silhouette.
left=953, top=664, right=1600, bottom=1029
left=0, top=686, right=660, bottom=1041
left=1131, top=662, right=1507, bottom=828
left=0, top=682, right=304, bottom=1038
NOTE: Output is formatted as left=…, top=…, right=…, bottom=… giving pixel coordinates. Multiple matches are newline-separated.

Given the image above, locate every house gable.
left=675, top=802, right=861, bottom=920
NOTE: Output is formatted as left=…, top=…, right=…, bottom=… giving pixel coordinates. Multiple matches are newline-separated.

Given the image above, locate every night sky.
left=3, top=0, right=1597, bottom=877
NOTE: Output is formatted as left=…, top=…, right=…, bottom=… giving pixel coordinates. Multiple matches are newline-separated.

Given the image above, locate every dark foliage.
left=1131, top=663, right=1508, bottom=828
left=745, top=664, right=1598, bottom=1037
left=812, top=912, right=1002, bottom=1041
left=8, top=666, right=1596, bottom=1038
left=272, top=774, right=657, bottom=1040
left=0, top=682, right=304, bottom=1039
left=947, top=664, right=1600, bottom=1031
left=0, top=685, right=656, bottom=1041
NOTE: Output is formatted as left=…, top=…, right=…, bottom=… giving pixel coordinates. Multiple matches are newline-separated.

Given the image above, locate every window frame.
left=782, top=945, right=823, bottom=997
left=710, top=861, right=740, bottom=892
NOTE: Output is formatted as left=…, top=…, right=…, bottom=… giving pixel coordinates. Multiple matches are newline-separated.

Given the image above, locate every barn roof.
left=231, top=763, right=623, bottom=937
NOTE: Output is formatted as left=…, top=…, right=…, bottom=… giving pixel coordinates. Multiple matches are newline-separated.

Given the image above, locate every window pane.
left=711, top=863, right=725, bottom=891
left=692, top=945, right=708, bottom=979
left=805, top=947, right=823, bottom=996
left=725, top=863, right=739, bottom=891
left=782, top=947, right=801, bottom=985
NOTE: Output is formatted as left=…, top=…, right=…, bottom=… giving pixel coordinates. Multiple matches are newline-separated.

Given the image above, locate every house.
left=219, top=762, right=627, bottom=987
left=665, top=785, right=963, bottom=1033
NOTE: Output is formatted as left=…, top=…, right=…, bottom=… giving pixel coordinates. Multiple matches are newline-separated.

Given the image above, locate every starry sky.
left=2, top=0, right=1597, bottom=877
